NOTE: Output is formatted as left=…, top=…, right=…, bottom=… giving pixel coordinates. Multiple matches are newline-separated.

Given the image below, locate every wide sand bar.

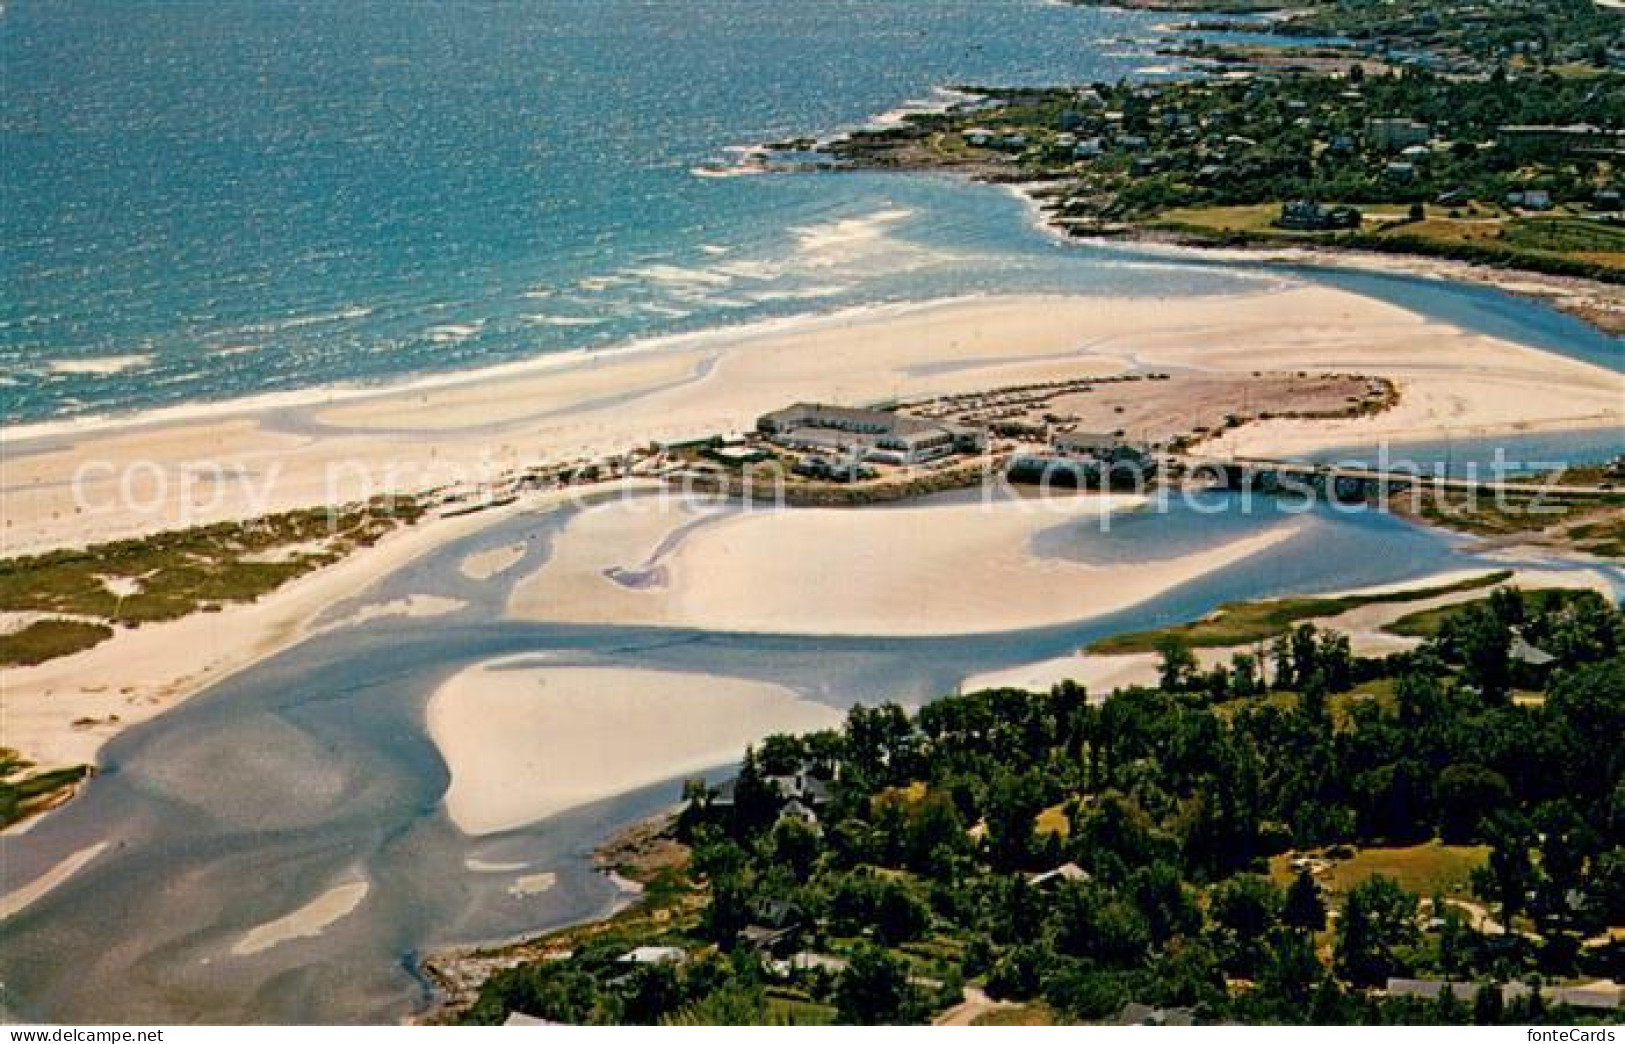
left=426, top=663, right=843, bottom=835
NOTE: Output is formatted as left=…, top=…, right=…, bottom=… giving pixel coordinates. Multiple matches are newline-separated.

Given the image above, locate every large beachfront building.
left=757, top=403, right=986, bottom=466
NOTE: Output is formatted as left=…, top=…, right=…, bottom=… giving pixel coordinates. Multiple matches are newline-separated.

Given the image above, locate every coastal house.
left=1026, top=862, right=1090, bottom=891
left=1368, top=117, right=1431, bottom=151
left=1497, top=123, right=1625, bottom=157
left=1385, top=979, right=1618, bottom=1012
left=617, top=946, right=687, bottom=967
left=1276, top=200, right=1362, bottom=231
left=758, top=403, right=984, bottom=466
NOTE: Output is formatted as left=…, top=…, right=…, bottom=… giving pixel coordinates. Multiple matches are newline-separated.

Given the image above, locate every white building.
left=758, top=403, right=985, bottom=466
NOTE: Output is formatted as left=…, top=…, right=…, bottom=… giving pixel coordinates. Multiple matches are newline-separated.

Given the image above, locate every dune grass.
left=0, top=748, right=92, bottom=829
left=0, top=619, right=116, bottom=667
left=0, top=498, right=422, bottom=665
left=1087, top=570, right=1512, bottom=655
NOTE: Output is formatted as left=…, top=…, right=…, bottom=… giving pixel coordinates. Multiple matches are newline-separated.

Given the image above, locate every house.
left=1505, top=189, right=1552, bottom=211
left=1509, top=634, right=1555, bottom=667
left=504, top=1012, right=568, bottom=1027
left=1497, top=124, right=1625, bottom=157
left=1118, top=1002, right=1196, bottom=1026
left=770, top=952, right=849, bottom=978
left=1368, top=117, right=1431, bottom=151
left=792, top=454, right=873, bottom=483
left=1384, top=161, right=1416, bottom=181
left=1007, top=434, right=1153, bottom=489
left=1276, top=200, right=1362, bottom=231
left=738, top=898, right=806, bottom=954
left=1073, top=138, right=1104, bottom=159
left=1027, top=862, right=1090, bottom=890
left=617, top=946, right=687, bottom=966
left=1386, top=979, right=1618, bottom=1012
left=778, top=798, right=821, bottom=832
left=1594, top=188, right=1622, bottom=212
left=758, top=403, right=984, bottom=466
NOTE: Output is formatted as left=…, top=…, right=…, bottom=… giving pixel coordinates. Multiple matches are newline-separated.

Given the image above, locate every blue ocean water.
left=2, top=0, right=1249, bottom=425
left=3, top=0, right=1617, bottom=429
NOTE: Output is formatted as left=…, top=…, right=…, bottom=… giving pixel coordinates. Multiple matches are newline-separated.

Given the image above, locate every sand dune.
left=426, top=662, right=843, bottom=835
left=508, top=493, right=1304, bottom=636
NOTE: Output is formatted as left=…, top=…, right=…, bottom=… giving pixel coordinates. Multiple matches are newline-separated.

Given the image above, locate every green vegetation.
left=0, top=749, right=91, bottom=829
left=1384, top=586, right=1603, bottom=639
left=1086, top=570, right=1511, bottom=654
left=0, top=497, right=422, bottom=665
left=0, top=619, right=115, bottom=667
left=835, top=5, right=1625, bottom=293
left=459, top=585, right=1624, bottom=1025
left=1272, top=843, right=1490, bottom=903
left=1408, top=487, right=1625, bottom=555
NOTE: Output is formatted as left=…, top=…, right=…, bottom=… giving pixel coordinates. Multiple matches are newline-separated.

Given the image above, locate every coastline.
left=998, top=178, right=1625, bottom=337
left=2, top=281, right=1619, bottom=811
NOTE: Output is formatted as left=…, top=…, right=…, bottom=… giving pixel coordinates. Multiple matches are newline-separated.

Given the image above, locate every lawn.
left=1087, top=571, right=1511, bottom=654
left=973, top=1003, right=1057, bottom=1026
left=1272, top=842, right=1490, bottom=901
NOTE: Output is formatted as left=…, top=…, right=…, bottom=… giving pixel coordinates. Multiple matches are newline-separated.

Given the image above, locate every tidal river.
left=2, top=478, right=1618, bottom=1023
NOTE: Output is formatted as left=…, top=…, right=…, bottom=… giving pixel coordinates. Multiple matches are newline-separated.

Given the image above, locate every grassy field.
left=0, top=498, right=422, bottom=666
left=1272, top=842, right=1490, bottom=902
left=1148, top=203, right=1625, bottom=276
left=1087, top=571, right=1511, bottom=655
left=973, top=1003, right=1058, bottom=1026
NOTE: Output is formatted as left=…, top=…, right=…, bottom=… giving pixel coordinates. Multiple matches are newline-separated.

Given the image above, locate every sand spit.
left=231, top=879, right=370, bottom=957
left=425, top=662, right=843, bottom=836
left=508, top=493, right=1304, bottom=636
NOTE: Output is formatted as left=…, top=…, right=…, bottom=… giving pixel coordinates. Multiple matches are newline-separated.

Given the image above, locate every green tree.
left=1209, top=874, right=1283, bottom=977
left=835, top=944, right=916, bottom=1025
left=1435, top=764, right=1511, bottom=842
left=1282, top=868, right=1327, bottom=933
left=1472, top=811, right=1537, bottom=927
left=1157, top=634, right=1199, bottom=692
left=1335, top=875, right=1419, bottom=987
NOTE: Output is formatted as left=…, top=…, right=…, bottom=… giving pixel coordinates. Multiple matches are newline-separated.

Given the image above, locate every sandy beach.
left=5, top=287, right=1619, bottom=556
left=2, top=286, right=1619, bottom=824
left=425, top=662, right=843, bottom=835
left=0, top=494, right=540, bottom=773
left=506, top=492, right=1304, bottom=636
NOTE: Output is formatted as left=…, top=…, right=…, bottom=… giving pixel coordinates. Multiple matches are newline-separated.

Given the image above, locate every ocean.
left=8, top=0, right=1613, bottom=434
left=3, top=0, right=1265, bottom=427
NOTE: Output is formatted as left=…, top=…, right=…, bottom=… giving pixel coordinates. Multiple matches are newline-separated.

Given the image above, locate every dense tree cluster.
left=465, top=588, right=1624, bottom=1025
